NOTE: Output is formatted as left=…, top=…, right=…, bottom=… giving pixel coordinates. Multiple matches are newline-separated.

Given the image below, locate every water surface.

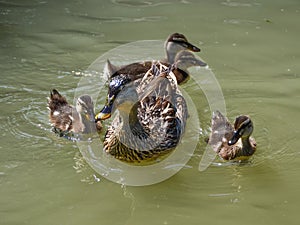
left=1, top=0, right=299, bottom=224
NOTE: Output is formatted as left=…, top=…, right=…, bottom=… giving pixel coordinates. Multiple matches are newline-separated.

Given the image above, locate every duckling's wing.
left=208, top=111, right=234, bottom=153
left=48, top=89, right=69, bottom=112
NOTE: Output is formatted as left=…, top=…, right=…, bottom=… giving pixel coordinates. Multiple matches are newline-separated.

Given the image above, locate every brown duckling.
left=208, top=111, right=257, bottom=161
left=48, top=89, right=102, bottom=139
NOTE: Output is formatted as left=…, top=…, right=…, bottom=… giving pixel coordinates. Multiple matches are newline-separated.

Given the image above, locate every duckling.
left=208, top=111, right=256, bottom=161
left=95, top=62, right=188, bottom=164
left=48, top=89, right=102, bottom=139
left=171, top=50, right=207, bottom=84
left=99, top=50, right=205, bottom=120
left=104, top=32, right=206, bottom=83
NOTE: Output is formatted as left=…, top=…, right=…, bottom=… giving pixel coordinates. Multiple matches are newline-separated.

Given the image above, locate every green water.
left=1, top=0, right=300, bottom=224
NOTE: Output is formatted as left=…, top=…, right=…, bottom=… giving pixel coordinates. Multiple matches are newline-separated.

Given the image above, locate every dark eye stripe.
left=171, top=40, right=187, bottom=45
left=238, top=119, right=251, bottom=131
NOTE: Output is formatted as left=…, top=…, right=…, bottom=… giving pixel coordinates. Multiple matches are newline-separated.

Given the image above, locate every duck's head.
left=95, top=77, right=138, bottom=121
left=165, top=33, right=201, bottom=64
left=76, top=95, right=96, bottom=123
left=228, top=115, right=254, bottom=146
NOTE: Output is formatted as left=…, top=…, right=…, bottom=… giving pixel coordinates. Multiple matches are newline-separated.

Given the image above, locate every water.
left=1, top=0, right=299, bottom=224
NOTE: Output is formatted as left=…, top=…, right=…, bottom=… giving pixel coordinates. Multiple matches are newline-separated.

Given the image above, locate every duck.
left=47, top=89, right=102, bottom=139
left=95, top=62, right=188, bottom=164
left=104, top=32, right=206, bottom=84
left=99, top=50, right=205, bottom=120
left=208, top=110, right=257, bottom=161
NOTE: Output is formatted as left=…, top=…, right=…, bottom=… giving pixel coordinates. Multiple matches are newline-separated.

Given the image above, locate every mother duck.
left=96, top=62, right=188, bottom=164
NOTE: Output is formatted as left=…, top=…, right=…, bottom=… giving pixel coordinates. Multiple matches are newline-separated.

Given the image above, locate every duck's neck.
left=118, top=103, right=154, bottom=151
left=119, top=103, right=149, bottom=140
left=241, top=136, right=255, bottom=156
left=81, top=115, right=96, bottom=133
left=166, top=51, right=176, bottom=64
left=165, top=42, right=182, bottom=64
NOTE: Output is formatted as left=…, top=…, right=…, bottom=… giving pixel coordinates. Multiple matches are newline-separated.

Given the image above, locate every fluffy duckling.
left=48, top=89, right=102, bottom=139
left=208, top=111, right=256, bottom=161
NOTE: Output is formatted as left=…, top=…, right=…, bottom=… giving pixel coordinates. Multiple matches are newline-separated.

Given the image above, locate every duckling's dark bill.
left=184, top=42, right=201, bottom=52
left=228, top=131, right=241, bottom=146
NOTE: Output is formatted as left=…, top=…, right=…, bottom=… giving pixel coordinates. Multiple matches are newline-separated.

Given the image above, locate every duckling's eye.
left=245, top=123, right=253, bottom=130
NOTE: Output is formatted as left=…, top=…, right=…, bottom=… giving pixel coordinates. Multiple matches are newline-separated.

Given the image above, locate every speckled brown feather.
left=48, top=89, right=82, bottom=133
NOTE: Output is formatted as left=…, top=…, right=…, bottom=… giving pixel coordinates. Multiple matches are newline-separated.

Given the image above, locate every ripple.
left=0, top=91, right=53, bottom=149
left=73, top=13, right=166, bottom=23
left=111, top=0, right=171, bottom=7
left=221, top=1, right=260, bottom=7
left=73, top=151, right=102, bottom=184
left=223, top=19, right=259, bottom=25
left=57, top=28, right=104, bottom=38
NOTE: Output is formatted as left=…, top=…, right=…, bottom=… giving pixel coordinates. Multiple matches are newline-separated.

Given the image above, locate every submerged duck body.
left=48, top=89, right=102, bottom=139
left=208, top=111, right=256, bottom=161
left=96, top=62, right=188, bottom=164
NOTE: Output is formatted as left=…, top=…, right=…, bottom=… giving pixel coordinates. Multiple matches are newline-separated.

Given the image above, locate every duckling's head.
left=95, top=80, right=138, bottom=121
left=76, top=95, right=96, bottom=123
left=165, top=33, right=200, bottom=64
left=228, top=115, right=253, bottom=146
left=174, top=50, right=207, bottom=70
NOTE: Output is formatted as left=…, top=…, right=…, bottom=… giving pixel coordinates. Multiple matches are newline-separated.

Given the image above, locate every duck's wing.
left=136, top=64, right=187, bottom=150
left=137, top=62, right=174, bottom=96
left=208, top=110, right=234, bottom=153
left=110, top=61, right=153, bottom=79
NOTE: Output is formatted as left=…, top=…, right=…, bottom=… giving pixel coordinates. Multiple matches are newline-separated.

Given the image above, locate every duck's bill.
left=95, top=105, right=112, bottom=121
left=228, top=131, right=241, bottom=146
left=183, top=42, right=201, bottom=52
